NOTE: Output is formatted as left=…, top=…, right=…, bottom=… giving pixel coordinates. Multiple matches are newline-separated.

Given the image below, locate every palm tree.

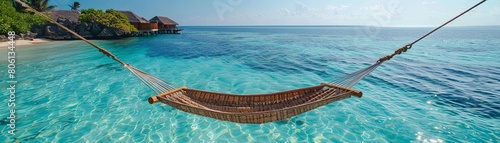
left=68, top=1, right=80, bottom=10
left=22, top=0, right=57, bottom=12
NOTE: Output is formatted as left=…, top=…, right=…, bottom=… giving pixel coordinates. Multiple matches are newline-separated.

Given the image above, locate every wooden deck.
left=131, top=28, right=183, bottom=36
left=159, top=28, right=183, bottom=34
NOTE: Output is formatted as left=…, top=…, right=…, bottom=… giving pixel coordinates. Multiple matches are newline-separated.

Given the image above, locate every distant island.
left=0, top=0, right=182, bottom=42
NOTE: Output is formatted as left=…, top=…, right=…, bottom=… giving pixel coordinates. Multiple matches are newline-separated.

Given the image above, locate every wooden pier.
left=159, top=28, right=183, bottom=34
left=117, top=11, right=182, bottom=36
left=150, top=16, right=182, bottom=34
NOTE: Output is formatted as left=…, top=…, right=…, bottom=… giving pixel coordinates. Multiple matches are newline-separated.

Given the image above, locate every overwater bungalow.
left=150, top=16, right=183, bottom=34
left=117, top=10, right=158, bottom=36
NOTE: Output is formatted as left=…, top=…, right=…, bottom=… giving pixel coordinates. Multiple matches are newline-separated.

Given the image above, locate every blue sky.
left=49, top=0, right=500, bottom=26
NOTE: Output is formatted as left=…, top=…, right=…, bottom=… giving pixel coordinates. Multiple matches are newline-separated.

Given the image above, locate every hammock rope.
left=330, top=62, right=382, bottom=88
left=13, top=0, right=127, bottom=66
left=377, top=0, right=486, bottom=63
left=14, top=0, right=486, bottom=123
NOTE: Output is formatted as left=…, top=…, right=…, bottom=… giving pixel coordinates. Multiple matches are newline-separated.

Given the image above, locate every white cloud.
left=278, top=8, right=292, bottom=16
left=277, top=1, right=315, bottom=16
left=279, top=2, right=354, bottom=18
left=294, top=1, right=310, bottom=13
left=492, top=6, right=500, bottom=16
left=325, top=4, right=350, bottom=11
left=189, top=15, right=207, bottom=21
left=362, top=5, right=384, bottom=11
left=243, top=12, right=263, bottom=19
left=325, top=4, right=351, bottom=16
left=422, top=1, right=437, bottom=5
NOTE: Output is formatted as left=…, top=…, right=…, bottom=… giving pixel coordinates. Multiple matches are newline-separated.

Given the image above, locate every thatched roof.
left=46, top=10, right=81, bottom=22
left=116, top=10, right=149, bottom=23
left=150, top=16, right=178, bottom=25
left=140, top=17, right=149, bottom=23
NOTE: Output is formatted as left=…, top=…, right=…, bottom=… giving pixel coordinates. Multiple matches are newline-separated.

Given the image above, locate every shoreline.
left=0, top=38, right=57, bottom=49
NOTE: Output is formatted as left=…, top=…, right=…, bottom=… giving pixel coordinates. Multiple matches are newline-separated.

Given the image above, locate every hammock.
left=15, top=0, right=486, bottom=123
left=126, top=64, right=378, bottom=123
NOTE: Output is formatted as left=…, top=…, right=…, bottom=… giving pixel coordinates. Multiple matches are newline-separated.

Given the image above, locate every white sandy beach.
left=0, top=38, right=56, bottom=48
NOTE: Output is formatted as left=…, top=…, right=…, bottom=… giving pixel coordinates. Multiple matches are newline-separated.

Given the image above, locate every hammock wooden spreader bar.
left=15, top=0, right=486, bottom=124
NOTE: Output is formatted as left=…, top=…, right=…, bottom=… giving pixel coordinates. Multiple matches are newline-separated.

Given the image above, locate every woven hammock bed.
left=14, top=0, right=486, bottom=124
left=148, top=83, right=361, bottom=123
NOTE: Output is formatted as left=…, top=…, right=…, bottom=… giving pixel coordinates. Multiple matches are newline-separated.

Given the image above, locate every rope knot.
left=395, top=48, right=404, bottom=55
left=405, top=44, right=412, bottom=50
left=377, top=55, right=392, bottom=63
left=378, top=43, right=414, bottom=63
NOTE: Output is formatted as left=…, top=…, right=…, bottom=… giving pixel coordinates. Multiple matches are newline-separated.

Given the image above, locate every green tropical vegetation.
left=1, top=0, right=136, bottom=35
left=68, top=1, right=80, bottom=10
left=0, top=0, right=46, bottom=34
left=22, top=0, right=57, bottom=11
left=79, top=8, right=138, bottom=33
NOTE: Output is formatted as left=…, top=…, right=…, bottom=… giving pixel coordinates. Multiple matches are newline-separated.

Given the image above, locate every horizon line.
left=178, top=24, right=500, bottom=28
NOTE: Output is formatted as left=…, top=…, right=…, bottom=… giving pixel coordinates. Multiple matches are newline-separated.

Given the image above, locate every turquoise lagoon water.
left=1, top=26, right=499, bottom=142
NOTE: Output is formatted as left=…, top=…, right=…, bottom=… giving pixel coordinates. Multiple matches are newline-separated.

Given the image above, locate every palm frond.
left=46, top=5, right=57, bottom=10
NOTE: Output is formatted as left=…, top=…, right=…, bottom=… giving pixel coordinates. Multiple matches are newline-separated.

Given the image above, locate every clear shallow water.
left=1, top=26, right=499, bottom=142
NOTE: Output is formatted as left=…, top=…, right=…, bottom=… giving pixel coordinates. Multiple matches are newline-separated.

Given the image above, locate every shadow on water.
left=434, top=92, right=500, bottom=119
left=95, top=63, right=123, bottom=71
